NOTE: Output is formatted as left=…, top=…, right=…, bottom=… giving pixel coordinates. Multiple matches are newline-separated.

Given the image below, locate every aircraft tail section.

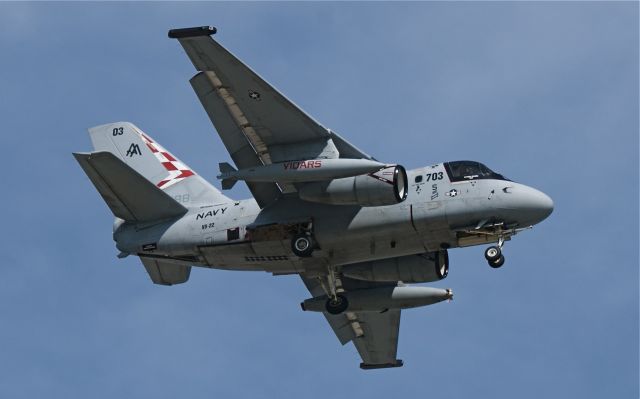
left=87, top=122, right=231, bottom=205
left=73, top=151, right=188, bottom=223
left=140, top=256, right=191, bottom=286
left=218, top=162, right=238, bottom=190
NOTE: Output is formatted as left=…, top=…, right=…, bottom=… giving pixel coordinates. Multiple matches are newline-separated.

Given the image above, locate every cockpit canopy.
left=444, top=161, right=509, bottom=182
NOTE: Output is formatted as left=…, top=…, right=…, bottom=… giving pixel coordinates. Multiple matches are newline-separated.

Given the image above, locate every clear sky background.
left=0, top=2, right=637, bottom=398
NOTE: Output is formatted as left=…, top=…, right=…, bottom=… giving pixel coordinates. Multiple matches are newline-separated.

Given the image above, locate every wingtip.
left=168, top=26, right=217, bottom=39
left=359, top=360, right=404, bottom=370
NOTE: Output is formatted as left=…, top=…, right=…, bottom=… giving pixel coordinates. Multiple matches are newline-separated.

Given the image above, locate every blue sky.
left=0, top=2, right=637, bottom=398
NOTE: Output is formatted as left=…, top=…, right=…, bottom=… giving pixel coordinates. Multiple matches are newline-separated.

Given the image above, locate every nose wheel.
left=485, top=237, right=506, bottom=268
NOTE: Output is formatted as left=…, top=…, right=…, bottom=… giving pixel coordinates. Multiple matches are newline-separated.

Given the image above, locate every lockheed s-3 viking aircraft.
left=74, top=26, right=553, bottom=369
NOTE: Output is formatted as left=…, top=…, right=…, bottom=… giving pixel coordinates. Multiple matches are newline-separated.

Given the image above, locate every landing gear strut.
left=325, top=294, right=349, bottom=315
left=466, top=222, right=530, bottom=269
left=320, top=267, right=349, bottom=315
left=485, top=236, right=505, bottom=268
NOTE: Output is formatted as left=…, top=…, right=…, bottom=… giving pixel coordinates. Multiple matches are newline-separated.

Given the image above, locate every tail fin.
left=87, top=122, right=231, bottom=205
left=218, top=162, right=238, bottom=190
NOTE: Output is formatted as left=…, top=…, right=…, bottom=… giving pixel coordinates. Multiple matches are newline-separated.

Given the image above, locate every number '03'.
left=112, top=127, right=124, bottom=136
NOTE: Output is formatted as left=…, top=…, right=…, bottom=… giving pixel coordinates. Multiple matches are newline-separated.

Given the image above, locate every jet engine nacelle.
left=341, top=251, right=449, bottom=283
left=298, top=165, right=408, bottom=207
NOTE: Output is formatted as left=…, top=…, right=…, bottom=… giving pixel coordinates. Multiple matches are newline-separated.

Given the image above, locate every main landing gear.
left=291, top=221, right=316, bottom=258
left=484, top=236, right=506, bottom=268
left=319, top=266, right=349, bottom=315
left=291, top=233, right=315, bottom=257
left=326, top=294, right=349, bottom=315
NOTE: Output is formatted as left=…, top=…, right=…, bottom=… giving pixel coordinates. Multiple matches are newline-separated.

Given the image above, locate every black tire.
left=484, top=246, right=501, bottom=262
left=325, top=294, right=349, bottom=315
left=489, top=255, right=505, bottom=268
left=291, top=234, right=314, bottom=257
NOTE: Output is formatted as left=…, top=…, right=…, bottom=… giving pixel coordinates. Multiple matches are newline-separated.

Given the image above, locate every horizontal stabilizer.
left=219, top=162, right=237, bottom=174
left=221, top=179, right=237, bottom=190
left=73, top=151, right=187, bottom=222
left=140, top=257, right=191, bottom=286
left=219, top=162, right=238, bottom=190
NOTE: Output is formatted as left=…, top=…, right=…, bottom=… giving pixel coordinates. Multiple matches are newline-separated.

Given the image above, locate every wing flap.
left=171, top=27, right=377, bottom=207
left=73, top=151, right=187, bottom=222
left=353, top=310, right=402, bottom=368
left=190, top=71, right=281, bottom=207
left=177, top=35, right=330, bottom=144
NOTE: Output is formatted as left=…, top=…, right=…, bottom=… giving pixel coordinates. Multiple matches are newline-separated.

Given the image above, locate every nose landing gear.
left=484, top=236, right=505, bottom=268
left=465, top=222, right=531, bottom=269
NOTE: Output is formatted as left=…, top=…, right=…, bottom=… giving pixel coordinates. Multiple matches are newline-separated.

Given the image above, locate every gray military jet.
left=74, top=26, right=553, bottom=369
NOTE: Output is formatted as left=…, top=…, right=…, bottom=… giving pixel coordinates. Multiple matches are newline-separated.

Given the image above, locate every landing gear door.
left=247, top=219, right=313, bottom=258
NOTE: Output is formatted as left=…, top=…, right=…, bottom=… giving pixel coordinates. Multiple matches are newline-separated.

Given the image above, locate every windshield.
left=444, top=161, right=509, bottom=182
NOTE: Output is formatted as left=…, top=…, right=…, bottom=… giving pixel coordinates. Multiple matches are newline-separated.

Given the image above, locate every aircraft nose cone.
left=517, top=185, right=554, bottom=225
left=538, top=191, right=554, bottom=219
left=495, top=184, right=554, bottom=226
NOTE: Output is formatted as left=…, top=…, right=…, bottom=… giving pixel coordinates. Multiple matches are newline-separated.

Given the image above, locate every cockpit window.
left=444, top=161, right=509, bottom=182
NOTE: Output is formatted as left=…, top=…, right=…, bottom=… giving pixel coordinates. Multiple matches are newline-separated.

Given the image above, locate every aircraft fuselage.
left=114, top=162, right=553, bottom=274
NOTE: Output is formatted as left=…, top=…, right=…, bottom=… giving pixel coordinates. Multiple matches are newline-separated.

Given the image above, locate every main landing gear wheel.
left=489, top=255, right=505, bottom=268
left=325, top=294, right=349, bottom=315
left=485, top=245, right=506, bottom=268
left=484, top=246, right=502, bottom=262
left=291, top=234, right=314, bottom=257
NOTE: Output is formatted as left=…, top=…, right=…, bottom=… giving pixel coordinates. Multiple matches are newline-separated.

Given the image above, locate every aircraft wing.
left=301, top=276, right=403, bottom=369
left=170, top=26, right=374, bottom=207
